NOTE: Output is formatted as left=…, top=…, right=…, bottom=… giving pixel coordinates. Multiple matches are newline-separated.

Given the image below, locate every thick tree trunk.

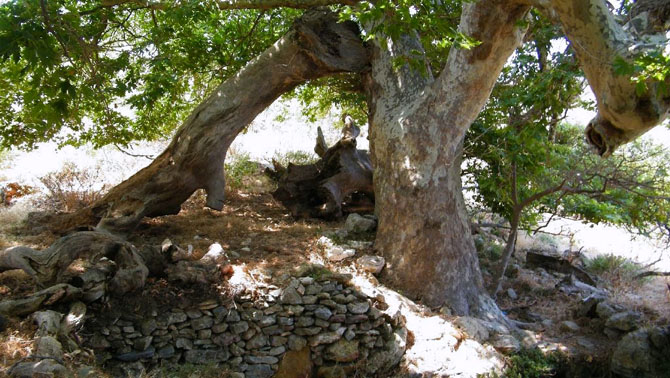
left=73, top=10, right=368, bottom=234
left=366, top=0, right=530, bottom=316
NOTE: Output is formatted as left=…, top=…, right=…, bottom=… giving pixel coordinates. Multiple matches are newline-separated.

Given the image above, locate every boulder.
left=324, top=339, right=360, bottom=362
left=344, top=213, right=377, bottom=233
left=611, top=327, right=670, bottom=378
left=606, top=312, right=641, bottom=332
left=453, top=317, right=490, bottom=343
left=356, top=255, right=385, bottom=274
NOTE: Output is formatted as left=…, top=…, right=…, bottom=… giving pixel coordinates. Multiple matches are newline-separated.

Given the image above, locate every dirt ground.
left=1, top=188, right=669, bottom=376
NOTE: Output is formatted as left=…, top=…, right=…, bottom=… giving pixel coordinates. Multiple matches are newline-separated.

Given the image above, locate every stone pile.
left=84, top=273, right=406, bottom=378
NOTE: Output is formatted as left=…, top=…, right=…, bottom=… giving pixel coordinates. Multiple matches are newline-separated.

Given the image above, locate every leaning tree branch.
left=546, top=0, right=670, bottom=156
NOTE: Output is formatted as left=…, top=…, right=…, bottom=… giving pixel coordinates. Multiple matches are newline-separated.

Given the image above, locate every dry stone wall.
left=84, top=273, right=406, bottom=377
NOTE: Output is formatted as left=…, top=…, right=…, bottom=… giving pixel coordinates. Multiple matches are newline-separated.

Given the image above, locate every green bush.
left=584, top=254, right=640, bottom=276
left=225, top=152, right=260, bottom=190
left=504, top=348, right=561, bottom=378
left=271, top=150, right=319, bottom=167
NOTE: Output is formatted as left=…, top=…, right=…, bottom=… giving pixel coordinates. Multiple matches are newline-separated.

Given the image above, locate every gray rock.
left=356, top=255, right=385, bottom=274
left=230, top=321, right=250, bottom=334
left=606, top=312, right=641, bottom=332
left=325, top=246, right=356, bottom=262
left=309, top=331, right=342, bottom=347
left=295, top=327, right=322, bottom=336
left=491, top=334, right=521, bottom=354
left=596, top=302, right=617, bottom=319
left=244, top=364, right=273, bottom=378
left=140, top=319, right=157, bottom=336
left=9, top=360, right=67, bottom=377
left=184, top=349, right=230, bottom=364
left=261, top=325, right=282, bottom=335
left=213, top=306, right=228, bottom=322
left=324, top=339, right=359, bottom=362
left=507, top=288, right=518, bottom=300
left=314, top=307, right=333, bottom=320
left=133, top=336, right=153, bottom=351
left=35, top=336, right=64, bottom=360
left=226, top=309, right=241, bottom=322
left=245, top=355, right=279, bottom=364
left=191, top=316, right=213, bottom=331
left=267, top=346, right=286, bottom=355
left=560, top=320, right=580, bottom=332
left=288, top=335, right=307, bottom=351
left=453, top=317, right=490, bottom=343
left=271, top=336, right=288, bottom=346
left=258, top=315, right=276, bottom=327
left=344, top=213, right=377, bottom=233
left=366, top=328, right=407, bottom=374
left=305, top=284, right=322, bottom=295
left=246, top=334, right=269, bottom=349
left=280, top=287, right=303, bottom=305
left=156, top=345, right=175, bottom=359
left=175, top=338, right=193, bottom=350
left=167, top=311, right=188, bottom=325
left=347, top=302, right=370, bottom=314
left=212, top=323, right=228, bottom=333
left=89, top=334, right=111, bottom=350
left=186, top=309, right=203, bottom=319
left=611, top=327, right=670, bottom=378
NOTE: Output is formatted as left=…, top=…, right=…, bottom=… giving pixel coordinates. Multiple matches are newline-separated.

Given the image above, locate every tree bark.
left=543, top=0, right=670, bottom=156
left=76, top=10, right=368, bottom=234
left=366, top=0, right=530, bottom=316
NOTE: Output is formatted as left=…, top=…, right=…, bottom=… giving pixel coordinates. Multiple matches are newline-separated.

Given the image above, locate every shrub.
left=504, top=348, right=561, bottom=378
left=584, top=254, right=640, bottom=277
left=225, top=152, right=260, bottom=190
left=271, top=150, right=319, bottom=167
left=38, top=162, right=109, bottom=212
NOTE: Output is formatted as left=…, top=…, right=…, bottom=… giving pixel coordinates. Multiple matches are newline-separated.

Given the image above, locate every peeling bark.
left=545, top=0, right=670, bottom=155
left=73, top=10, right=368, bottom=234
left=366, top=0, right=530, bottom=316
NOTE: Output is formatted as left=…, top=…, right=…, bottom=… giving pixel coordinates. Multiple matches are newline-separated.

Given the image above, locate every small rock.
left=140, top=319, right=157, bottom=336
left=344, top=213, right=377, bottom=233
left=356, top=255, right=385, bottom=274
left=347, top=302, right=370, bottom=314
left=230, top=321, right=250, bottom=334
left=314, top=307, right=333, bottom=320
left=156, top=345, right=175, bottom=359
left=560, top=320, right=580, bottom=332
left=309, top=331, right=342, bottom=347
left=491, top=334, right=521, bottom=354
left=288, top=335, right=307, bottom=351
left=245, top=355, right=279, bottom=364
left=191, top=316, right=213, bottom=331
left=247, top=334, right=269, bottom=349
left=245, top=364, right=273, bottom=378
left=507, top=288, right=518, bottom=300
left=35, top=336, right=64, bottom=360
left=596, top=302, right=617, bottom=319
left=280, top=287, right=303, bottom=305
left=133, top=336, right=153, bottom=351
left=454, top=317, right=490, bottom=342
left=325, top=246, right=356, bottom=262
left=606, top=312, right=641, bottom=332
left=324, top=339, right=359, bottom=362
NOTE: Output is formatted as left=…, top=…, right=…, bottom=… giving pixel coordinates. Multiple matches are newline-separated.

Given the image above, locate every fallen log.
left=267, top=116, right=374, bottom=219
left=525, top=250, right=597, bottom=287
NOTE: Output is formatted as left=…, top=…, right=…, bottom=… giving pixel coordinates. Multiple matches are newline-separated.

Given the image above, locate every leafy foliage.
left=504, top=348, right=562, bottom=378
left=0, top=0, right=300, bottom=149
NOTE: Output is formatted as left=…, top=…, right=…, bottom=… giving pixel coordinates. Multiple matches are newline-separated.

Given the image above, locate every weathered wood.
left=55, top=10, right=369, bottom=235
left=267, top=117, right=374, bottom=219
left=0, top=284, right=82, bottom=317
left=525, top=250, right=597, bottom=286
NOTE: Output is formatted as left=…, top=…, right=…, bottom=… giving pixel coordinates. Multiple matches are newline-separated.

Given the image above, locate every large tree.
left=1, top=0, right=669, bottom=317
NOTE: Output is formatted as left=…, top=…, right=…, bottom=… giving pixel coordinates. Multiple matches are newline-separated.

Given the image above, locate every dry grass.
left=0, top=318, right=36, bottom=375
left=38, top=162, right=110, bottom=213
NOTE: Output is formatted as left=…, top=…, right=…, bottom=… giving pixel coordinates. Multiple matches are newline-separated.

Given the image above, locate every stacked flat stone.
left=84, top=275, right=404, bottom=378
